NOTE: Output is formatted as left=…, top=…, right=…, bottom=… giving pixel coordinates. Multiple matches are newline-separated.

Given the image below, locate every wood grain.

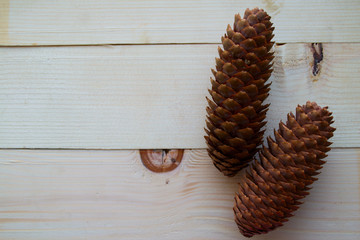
left=0, top=43, right=359, bottom=149
left=0, top=0, right=359, bottom=46
left=0, top=149, right=358, bottom=240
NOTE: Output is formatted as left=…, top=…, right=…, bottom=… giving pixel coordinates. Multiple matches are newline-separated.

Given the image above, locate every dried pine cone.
left=234, top=102, right=336, bottom=237
left=205, top=8, right=275, bottom=177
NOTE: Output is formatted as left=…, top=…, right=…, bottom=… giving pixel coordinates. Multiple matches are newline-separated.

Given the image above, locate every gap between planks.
left=0, top=43, right=221, bottom=48
left=0, top=42, right=359, bottom=48
left=0, top=147, right=356, bottom=151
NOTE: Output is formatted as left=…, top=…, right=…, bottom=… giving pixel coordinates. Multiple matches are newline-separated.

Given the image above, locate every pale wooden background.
left=0, top=0, right=359, bottom=239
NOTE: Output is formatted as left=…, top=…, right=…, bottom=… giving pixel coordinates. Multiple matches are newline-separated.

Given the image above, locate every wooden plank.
left=0, top=43, right=359, bottom=149
left=0, top=148, right=358, bottom=240
left=0, top=0, right=359, bottom=46
left=265, top=43, right=360, bottom=148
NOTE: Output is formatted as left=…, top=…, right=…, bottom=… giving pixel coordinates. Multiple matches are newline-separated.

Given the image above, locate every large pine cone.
left=205, top=8, right=275, bottom=176
left=234, top=102, right=336, bottom=237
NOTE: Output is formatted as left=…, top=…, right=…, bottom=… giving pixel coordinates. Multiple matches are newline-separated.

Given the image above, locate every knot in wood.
left=140, top=149, right=184, bottom=173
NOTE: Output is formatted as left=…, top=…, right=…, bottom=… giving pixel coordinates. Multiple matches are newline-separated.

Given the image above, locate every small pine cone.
left=205, top=8, right=275, bottom=177
left=234, top=102, right=336, bottom=237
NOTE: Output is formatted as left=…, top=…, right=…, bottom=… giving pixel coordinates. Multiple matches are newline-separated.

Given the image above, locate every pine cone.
left=234, top=102, right=336, bottom=237
left=205, top=8, right=275, bottom=176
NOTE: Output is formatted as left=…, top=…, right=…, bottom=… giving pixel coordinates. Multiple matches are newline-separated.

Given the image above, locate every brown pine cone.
left=205, top=8, right=275, bottom=177
left=233, top=102, right=336, bottom=237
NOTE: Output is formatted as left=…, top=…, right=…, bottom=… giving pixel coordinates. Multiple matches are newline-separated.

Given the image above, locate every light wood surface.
left=0, top=149, right=358, bottom=240
left=0, top=0, right=360, bottom=46
left=1, top=43, right=359, bottom=149
left=1, top=1, right=359, bottom=239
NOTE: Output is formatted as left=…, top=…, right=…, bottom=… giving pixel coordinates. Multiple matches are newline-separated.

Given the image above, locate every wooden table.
left=0, top=1, right=359, bottom=239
